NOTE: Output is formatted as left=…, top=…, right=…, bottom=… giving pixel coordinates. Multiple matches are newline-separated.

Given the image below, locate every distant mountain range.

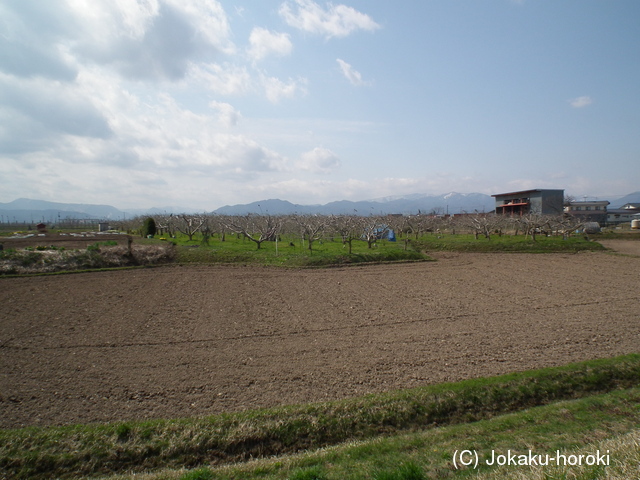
left=0, top=198, right=190, bottom=223
left=1, top=191, right=638, bottom=223
left=212, top=192, right=495, bottom=215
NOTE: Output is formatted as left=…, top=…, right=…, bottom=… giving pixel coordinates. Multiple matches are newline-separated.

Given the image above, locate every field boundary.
left=2, top=354, right=639, bottom=479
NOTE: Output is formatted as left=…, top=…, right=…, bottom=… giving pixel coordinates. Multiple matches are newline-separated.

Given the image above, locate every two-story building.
left=492, top=189, right=565, bottom=216
left=564, top=200, right=610, bottom=226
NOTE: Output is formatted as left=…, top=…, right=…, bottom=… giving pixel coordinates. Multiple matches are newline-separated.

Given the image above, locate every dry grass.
left=472, top=429, right=640, bottom=480
left=0, top=244, right=176, bottom=274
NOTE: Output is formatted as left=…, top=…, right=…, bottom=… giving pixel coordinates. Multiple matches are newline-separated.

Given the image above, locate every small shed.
left=36, top=223, right=47, bottom=233
left=98, top=222, right=110, bottom=232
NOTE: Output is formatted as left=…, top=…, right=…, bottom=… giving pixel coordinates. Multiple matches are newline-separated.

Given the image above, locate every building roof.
left=491, top=189, right=564, bottom=198
left=608, top=208, right=640, bottom=214
left=567, top=200, right=610, bottom=206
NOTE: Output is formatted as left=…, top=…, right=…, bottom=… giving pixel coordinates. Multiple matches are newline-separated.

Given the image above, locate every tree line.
left=117, top=212, right=589, bottom=251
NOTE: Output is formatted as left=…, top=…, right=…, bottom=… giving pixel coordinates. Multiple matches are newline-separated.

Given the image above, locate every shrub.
left=142, top=217, right=157, bottom=237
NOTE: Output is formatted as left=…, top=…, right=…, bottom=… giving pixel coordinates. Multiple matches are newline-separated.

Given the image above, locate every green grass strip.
left=176, top=244, right=431, bottom=267
left=1, top=354, right=639, bottom=479
left=169, top=233, right=603, bottom=267
left=158, top=388, right=640, bottom=480
left=413, top=234, right=605, bottom=253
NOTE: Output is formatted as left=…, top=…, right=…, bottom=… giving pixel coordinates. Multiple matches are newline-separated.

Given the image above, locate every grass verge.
left=134, top=389, right=640, bottom=480
left=2, top=354, right=639, bottom=479
left=410, top=234, right=606, bottom=253
left=173, top=238, right=434, bottom=266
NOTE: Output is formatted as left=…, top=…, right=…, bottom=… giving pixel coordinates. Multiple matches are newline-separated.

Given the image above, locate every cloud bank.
left=0, top=0, right=385, bottom=208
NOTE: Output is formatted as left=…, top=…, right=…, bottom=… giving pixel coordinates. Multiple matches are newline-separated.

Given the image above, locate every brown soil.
left=598, top=239, right=640, bottom=257
left=1, top=250, right=639, bottom=429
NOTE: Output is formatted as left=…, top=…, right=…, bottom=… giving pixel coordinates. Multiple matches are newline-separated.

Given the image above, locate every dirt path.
left=598, top=239, right=640, bottom=257
left=1, top=251, right=639, bottom=428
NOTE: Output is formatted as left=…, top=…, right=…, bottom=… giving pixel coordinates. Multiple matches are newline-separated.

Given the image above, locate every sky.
left=1, top=0, right=639, bottom=210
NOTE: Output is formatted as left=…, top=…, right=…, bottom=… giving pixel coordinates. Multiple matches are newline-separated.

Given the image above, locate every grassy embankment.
left=2, top=354, right=639, bottom=479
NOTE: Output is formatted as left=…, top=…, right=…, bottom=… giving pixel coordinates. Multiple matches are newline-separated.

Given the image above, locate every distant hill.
left=213, top=192, right=495, bottom=215
left=609, top=191, right=640, bottom=209
left=3, top=190, right=636, bottom=224
left=0, top=198, right=124, bottom=220
left=0, top=199, right=197, bottom=223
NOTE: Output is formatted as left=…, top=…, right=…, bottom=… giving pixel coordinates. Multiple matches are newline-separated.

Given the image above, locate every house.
left=620, top=203, right=640, bottom=210
left=607, top=209, right=639, bottom=225
left=564, top=200, right=609, bottom=226
left=606, top=203, right=640, bottom=226
left=492, top=189, right=564, bottom=216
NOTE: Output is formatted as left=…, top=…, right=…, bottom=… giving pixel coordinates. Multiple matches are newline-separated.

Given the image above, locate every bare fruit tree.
left=331, top=214, right=364, bottom=254
left=208, top=214, right=230, bottom=242
left=464, top=213, right=502, bottom=240
left=172, top=213, right=207, bottom=242
left=222, top=214, right=281, bottom=250
left=154, top=214, right=176, bottom=238
left=517, top=213, right=552, bottom=242
left=549, top=214, right=585, bottom=240
left=362, top=215, right=386, bottom=249
left=293, top=214, right=330, bottom=253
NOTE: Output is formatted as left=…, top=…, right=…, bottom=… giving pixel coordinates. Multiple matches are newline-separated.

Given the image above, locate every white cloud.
left=164, top=0, right=233, bottom=50
left=0, top=1, right=236, bottom=83
left=336, top=59, right=368, bottom=86
left=569, top=96, right=593, bottom=108
left=262, top=75, right=307, bottom=103
left=298, top=147, right=341, bottom=173
left=66, top=0, right=234, bottom=81
left=0, top=72, right=112, bottom=152
left=189, top=63, right=252, bottom=95
left=279, top=0, right=380, bottom=39
left=248, top=27, right=293, bottom=62
left=0, top=65, right=293, bottom=206
left=209, top=101, right=241, bottom=127
left=0, top=2, right=78, bottom=81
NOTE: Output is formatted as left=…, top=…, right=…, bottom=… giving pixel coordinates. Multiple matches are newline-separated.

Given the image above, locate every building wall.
left=537, top=190, right=565, bottom=214
left=607, top=209, right=639, bottom=225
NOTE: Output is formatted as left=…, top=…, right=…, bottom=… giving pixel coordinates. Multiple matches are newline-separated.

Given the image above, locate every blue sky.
left=1, top=0, right=638, bottom=209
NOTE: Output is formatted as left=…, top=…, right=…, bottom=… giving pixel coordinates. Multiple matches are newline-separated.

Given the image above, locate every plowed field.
left=1, top=249, right=639, bottom=428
